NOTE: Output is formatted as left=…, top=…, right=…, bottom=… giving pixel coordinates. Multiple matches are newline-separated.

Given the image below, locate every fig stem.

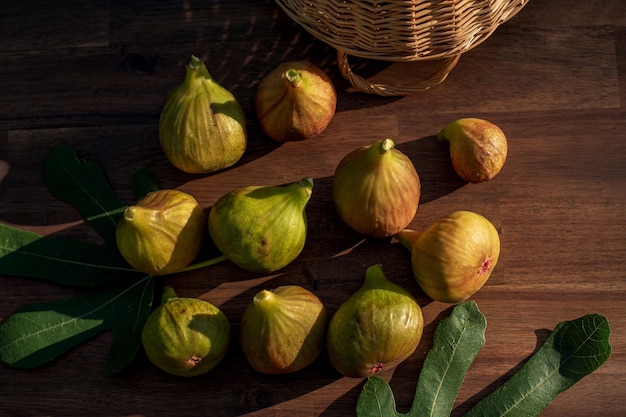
left=395, top=229, right=420, bottom=251
left=161, top=285, right=178, bottom=304
left=379, top=138, right=395, bottom=153
left=436, top=129, right=447, bottom=142
left=285, top=69, right=302, bottom=88
left=179, top=254, right=229, bottom=273
left=185, top=55, right=215, bottom=88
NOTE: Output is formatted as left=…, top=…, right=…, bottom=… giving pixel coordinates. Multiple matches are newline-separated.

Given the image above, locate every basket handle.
left=337, top=50, right=461, bottom=96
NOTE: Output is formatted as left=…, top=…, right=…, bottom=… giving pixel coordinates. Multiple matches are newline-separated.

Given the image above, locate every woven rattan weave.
left=274, top=0, right=528, bottom=95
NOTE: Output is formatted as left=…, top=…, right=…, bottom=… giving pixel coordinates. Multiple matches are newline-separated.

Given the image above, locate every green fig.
left=332, top=138, right=421, bottom=238
left=326, top=264, right=424, bottom=378
left=159, top=55, right=247, bottom=174
left=141, top=286, right=231, bottom=377
left=115, top=189, right=206, bottom=276
left=255, top=60, right=336, bottom=142
left=208, top=178, right=314, bottom=273
left=240, top=285, right=328, bottom=374
left=437, top=118, right=507, bottom=183
left=396, top=210, right=501, bottom=303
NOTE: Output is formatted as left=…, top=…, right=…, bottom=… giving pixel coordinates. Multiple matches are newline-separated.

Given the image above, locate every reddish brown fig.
left=255, top=61, right=336, bottom=142
left=437, top=118, right=508, bottom=183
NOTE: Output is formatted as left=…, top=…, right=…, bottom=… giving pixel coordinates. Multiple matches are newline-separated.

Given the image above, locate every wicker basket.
left=274, top=0, right=529, bottom=96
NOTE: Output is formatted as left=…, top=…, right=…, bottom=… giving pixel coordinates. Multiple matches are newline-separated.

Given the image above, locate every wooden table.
left=1, top=1, right=624, bottom=416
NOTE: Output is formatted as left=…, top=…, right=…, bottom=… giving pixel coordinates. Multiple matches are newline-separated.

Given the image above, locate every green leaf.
left=0, top=275, right=154, bottom=374
left=44, top=146, right=127, bottom=243
left=464, top=313, right=611, bottom=417
left=412, top=300, right=487, bottom=416
left=132, top=167, right=160, bottom=200
left=356, top=301, right=487, bottom=417
left=357, top=376, right=404, bottom=417
left=0, top=222, right=141, bottom=286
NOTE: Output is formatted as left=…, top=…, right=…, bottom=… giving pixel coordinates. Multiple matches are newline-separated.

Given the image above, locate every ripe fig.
left=240, top=285, right=328, bottom=374
left=159, top=55, right=247, bottom=174
left=396, top=210, right=500, bottom=303
left=332, top=138, right=421, bottom=238
left=326, top=264, right=423, bottom=378
left=141, top=286, right=230, bottom=377
left=437, top=118, right=507, bottom=183
left=115, top=189, right=206, bottom=276
left=255, top=61, right=336, bottom=142
left=208, top=178, right=314, bottom=273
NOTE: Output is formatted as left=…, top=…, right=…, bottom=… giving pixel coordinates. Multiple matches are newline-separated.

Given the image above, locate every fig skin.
left=115, top=189, right=206, bottom=276
left=437, top=118, right=507, bottom=183
left=396, top=210, right=501, bottom=303
left=255, top=61, right=337, bottom=142
left=240, top=285, right=328, bottom=374
left=159, top=55, right=247, bottom=174
left=332, top=138, right=421, bottom=238
left=326, top=264, right=424, bottom=378
left=141, top=286, right=231, bottom=377
left=208, top=178, right=313, bottom=273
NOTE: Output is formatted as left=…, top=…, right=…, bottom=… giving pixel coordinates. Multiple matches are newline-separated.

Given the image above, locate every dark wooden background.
left=1, top=1, right=625, bottom=416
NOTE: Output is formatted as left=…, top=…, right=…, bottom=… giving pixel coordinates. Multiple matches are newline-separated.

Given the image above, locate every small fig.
left=115, top=189, right=206, bottom=276
left=159, top=55, right=247, bottom=174
left=437, top=118, right=507, bottom=183
left=396, top=210, right=500, bottom=303
left=332, top=138, right=421, bottom=238
left=326, top=264, right=424, bottom=378
left=208, top=178, right=314, bottom=273
left=255, top=61, right=336, bottom=142
left=141, top=286, right=231, bottom=377
left=240, top=285, right=328, bottom=374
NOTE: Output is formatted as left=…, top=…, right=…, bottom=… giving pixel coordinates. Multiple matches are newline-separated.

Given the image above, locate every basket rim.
left=275, top=0, right=529, bottom=62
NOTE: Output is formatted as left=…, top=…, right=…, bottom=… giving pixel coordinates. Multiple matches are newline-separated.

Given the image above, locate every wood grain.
left=1, top=1, right=625, bottom=416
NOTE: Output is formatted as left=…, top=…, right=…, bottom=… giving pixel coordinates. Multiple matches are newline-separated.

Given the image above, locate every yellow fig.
left=396, top=210, right=501, bottom=303
left=141, top=286, right=230, bottom=377
left=159, top=55, right=247, bottom=174
left=332, top=138, right=421, bottom=238
left=240, top=285, right=328, bottom=374
left=437, top=118, right=507, bottom=183
left=115, top=189, right=206, bottom=276
left=326, top=264, right=424, bottom=378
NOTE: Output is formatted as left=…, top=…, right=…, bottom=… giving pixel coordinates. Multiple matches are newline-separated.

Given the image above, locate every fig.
left=255, top=60, right=336, bottom=142
left=437, top=118, right=508, bottom=183
left=208, top=178, right=314, bottom=273
left=141, top=286, right=231, bottom=377
left=396, top=210, right=501, bottom=303
left=240, top=285, right=328, bottom=374
left=115, top=189, right=206, bottom=276
left=326, top=264, right=424, bottom=378
left=159, top=55, right=247, bottom=174
left=332, top=138, right=421, bottom=238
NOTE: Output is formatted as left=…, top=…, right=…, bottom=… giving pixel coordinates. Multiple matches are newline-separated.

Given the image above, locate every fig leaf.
left=0, top=223, right=140, bottom=286
left=356, top=301, right=486, bottom=417
left=0, top=146, right=145, bottom=286
left=0, top=147, right=159, bottom=373
left=132, top=167, right=160, bottom=200
left=0, top=274, right=154, bottom=374
left=44, top=146, right=127, bottom=243
left=463, top=313, right=611, bottom=417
